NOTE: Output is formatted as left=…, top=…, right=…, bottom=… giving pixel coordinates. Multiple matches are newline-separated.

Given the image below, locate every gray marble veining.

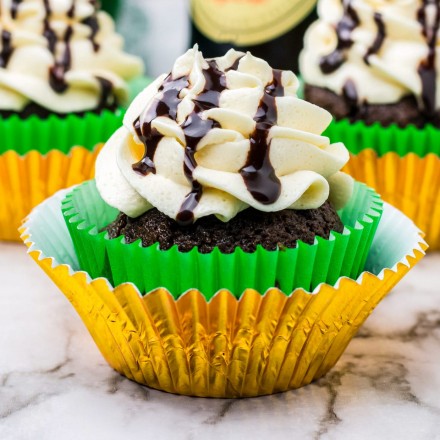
left=1, top=243, right=440, bottom=440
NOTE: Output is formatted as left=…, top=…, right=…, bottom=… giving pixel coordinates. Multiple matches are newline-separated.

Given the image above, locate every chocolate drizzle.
left=0, top=0, right=24, bottom=68
left=320, top=0, right=360, bottom=74
left=364, top=12, right=386, bottom=65
left=133, top=75, right=190, bottom=175
left=96, top=76, right=115, bottom=109
left=342, top=78, right=359, bottom=116
left=240, top=70, right=283, bottom=205
left=177, top=60, right=227, bottom=225
left=41, top=0, right=103, bottom=94
left=43, top=0, right=71, bottom=92
left=10, top=0, right=23, bottom=19
left=418, top=0, right=440, bottom=117
left=43, top=0, right=57, bottom=54
left=49, top=25, right=73, bottom=93
left=0, top=31, right=13, bottom=69
left=132, top=56, right=284, bottom=225
left=82, top=15, right=100, bottom=52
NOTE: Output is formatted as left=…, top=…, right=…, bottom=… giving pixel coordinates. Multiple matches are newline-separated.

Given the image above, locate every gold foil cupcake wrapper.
left=0, top=147, right=101, bottom=241
left=20, top=190, right=426, bottom=397
left=344, top=150, right=440, bottom=250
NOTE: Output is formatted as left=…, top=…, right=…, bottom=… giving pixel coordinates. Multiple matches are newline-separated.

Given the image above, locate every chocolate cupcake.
left=22, top=49, right=426, bottom=399
left=300, top=0, right=438, bottom=128
left=0, top=0, right=144, bottom=241
left=62, top=47, right=384, bottom=298
left=300, top=0, right=440, bottom=249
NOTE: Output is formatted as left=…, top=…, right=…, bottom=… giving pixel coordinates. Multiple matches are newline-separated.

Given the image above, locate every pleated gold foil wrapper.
left=344, top=150, right=440, bottom=250
left=0, top=147, right=101, bottom=241
left=21, top=190, right=426, bottom=398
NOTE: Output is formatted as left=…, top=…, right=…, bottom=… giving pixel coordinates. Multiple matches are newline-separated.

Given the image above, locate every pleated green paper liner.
left=62, top=180, right=383, bottom=300
left=0, top=77, right=151, bottom=155
left=324, top=118, right=440, bottom=158
left=0, top=110, right=123, bottom=155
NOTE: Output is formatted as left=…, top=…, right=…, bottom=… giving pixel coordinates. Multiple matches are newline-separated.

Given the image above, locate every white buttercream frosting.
left=300, top=0, right=440, bottom=109
left=96, top=47, right=353, bottom=224
left=0, top=0, right=143, bottom=113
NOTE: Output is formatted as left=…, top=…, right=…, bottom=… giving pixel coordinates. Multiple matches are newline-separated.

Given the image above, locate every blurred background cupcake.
left=63, top=47, right=385, bottom=299
left=0, top=0, right=144, bottom=241
left=300, top=0, right=440, bottom=249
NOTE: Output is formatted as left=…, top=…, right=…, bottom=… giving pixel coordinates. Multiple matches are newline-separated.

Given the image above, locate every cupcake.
left=22, top=48, right=426, bottom=397
left=300, top=0, right=440, bottom=249
left=0, top=0, right=144, bottom=241
left=62, top=47, right=386, bottom=298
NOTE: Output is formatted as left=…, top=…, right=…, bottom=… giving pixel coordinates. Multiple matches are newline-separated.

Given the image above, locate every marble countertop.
left=1, top=242, right=440, bottom=440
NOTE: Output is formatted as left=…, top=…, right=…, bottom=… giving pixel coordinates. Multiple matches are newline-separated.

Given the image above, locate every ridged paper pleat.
left=325, top=118, right=440, bottom=250
left=0, top=148, right=100, bottom=241
left=344, top=151, right=440, bottom=250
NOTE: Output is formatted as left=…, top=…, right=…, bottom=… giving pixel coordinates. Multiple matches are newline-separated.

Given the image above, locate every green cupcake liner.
left=62, top=180, right=383, bottom=300
left=0, top=77, right=151, bottom=156
left=324, top=118, right=440, bottom=158
left=0, top=109, right=123, bottom=155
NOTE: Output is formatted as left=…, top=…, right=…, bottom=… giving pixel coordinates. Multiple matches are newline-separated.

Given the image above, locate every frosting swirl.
left=96, top=47, right=353, bottom=224
left=0, top=0, right=143, bottom=113
left=300, top=0, right=440, bottom=115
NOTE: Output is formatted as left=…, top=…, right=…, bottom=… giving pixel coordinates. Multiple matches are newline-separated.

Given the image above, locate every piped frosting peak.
left=96, top=47, right=353, bottom=224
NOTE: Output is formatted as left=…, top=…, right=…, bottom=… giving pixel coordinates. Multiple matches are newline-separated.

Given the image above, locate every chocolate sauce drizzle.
left=82, top=15, right=100, bottom=52
left=0, top=1, right=23, bottom=68
left=239, top=70, right=283, bottom=205
left=42, top=0, right=73, bottom=93
left=11, top=0, right=23, bottom=19
left=133, top=55, right=286, bottom=225
left=133, top=75, right=190, bottom=175
left=0, top=31, right=13, bottom=69
left=41, top=0, right=105, bottom=94
left=342, top=78, right=359, bottom=115
left=418, top=0, right=440, bottom=117
left=364, top=13, right=386, bottom=65
left=177, top=60, right=228, bottom=225
left=132, top=60, right=231, bottom=225
left=49, top=25, right=73, bottom=93
left=96, top=76, right=115, bottom=109
left=320, top=0, right=360, bottom=74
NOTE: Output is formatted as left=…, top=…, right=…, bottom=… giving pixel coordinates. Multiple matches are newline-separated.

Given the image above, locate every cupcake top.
left=0, top=0, right=143, bottom=114
left=301, top=0, right=440, bottom=116
left=96, top=47, right=353, bottom=225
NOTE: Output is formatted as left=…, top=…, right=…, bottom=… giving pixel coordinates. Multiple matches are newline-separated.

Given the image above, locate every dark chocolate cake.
left=104, top=202, right=344, bottom=254
left=0, top=99, right=119, bottom=120
left=304, top=84, right=431, bottom=128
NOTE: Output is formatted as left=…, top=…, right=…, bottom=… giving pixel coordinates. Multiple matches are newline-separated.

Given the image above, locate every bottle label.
left=191, top=0, right=317, bottom=46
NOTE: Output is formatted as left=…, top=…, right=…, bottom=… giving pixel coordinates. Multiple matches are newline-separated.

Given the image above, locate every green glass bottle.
left=100, top=0, right=120, bottom=18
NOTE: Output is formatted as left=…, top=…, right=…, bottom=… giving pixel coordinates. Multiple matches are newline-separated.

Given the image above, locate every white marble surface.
left=1, top=242, right=440, bottom=440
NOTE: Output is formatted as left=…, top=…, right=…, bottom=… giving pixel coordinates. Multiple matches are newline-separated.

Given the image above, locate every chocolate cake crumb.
left=0, top=100, right=119, bottom=120
left=104, top=202, right=344, bottom=254
left=304, top=84, right=436, bottom=128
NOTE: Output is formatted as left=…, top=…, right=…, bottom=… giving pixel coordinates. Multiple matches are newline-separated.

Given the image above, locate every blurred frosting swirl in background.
left=301, top=0, right=440, bottom=115
left=0, top=0, right=143, bottom=113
